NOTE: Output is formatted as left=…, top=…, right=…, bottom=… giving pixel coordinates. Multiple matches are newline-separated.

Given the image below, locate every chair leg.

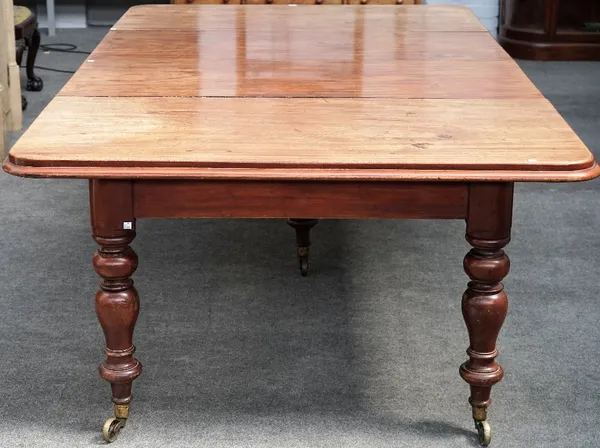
left=16, top=44, right=25, bottom=68
left=25, top=28, right=43, bottom=92
left=17, top=44, right=28, bottom=110
left=287, top=219, right=318, bottom=276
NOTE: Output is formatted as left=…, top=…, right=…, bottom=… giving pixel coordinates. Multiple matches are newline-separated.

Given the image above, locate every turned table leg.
left=459, top=183, right=513, bottom=446
left=90, top=180, right=142, bottom=443
left=287, top=218, right=318, bottom=276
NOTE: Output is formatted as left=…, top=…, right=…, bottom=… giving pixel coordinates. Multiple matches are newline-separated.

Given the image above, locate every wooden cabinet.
left=499, top=0, right=600, bottom=60
left=173, top=0, right=420, bottom=4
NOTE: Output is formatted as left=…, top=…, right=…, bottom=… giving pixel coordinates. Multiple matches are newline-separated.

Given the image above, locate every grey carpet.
left=1, top=28, right=600, bottom=448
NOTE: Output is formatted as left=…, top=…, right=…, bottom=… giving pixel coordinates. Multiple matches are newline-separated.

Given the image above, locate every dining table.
left=4, top=4, right=599, bottom=446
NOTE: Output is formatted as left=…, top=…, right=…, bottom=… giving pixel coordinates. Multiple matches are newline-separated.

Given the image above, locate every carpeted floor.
left=1, top=27, right=600, bottom=448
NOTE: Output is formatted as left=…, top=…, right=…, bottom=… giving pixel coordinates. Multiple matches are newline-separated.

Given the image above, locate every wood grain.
left=8, top=96, right=595, bottom=176
left=4, top=5, right=598, bottom=182
left=63, top=6, right=505, bottom=98
left=60, top=30, right=524, bottom=99
left=83, top=29, right=508, bottom=62
left=115, top=5, right=486, bottom=32
left=132, top=180, right=468, bottom=218
left=62, top=59, right=533, bottom=99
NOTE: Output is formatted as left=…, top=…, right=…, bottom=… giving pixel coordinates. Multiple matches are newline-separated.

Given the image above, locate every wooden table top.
left=5, top=5, right=599, bottom=181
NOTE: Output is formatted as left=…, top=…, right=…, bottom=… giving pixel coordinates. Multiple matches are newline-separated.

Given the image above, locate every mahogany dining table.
left=3, top=4, right=599, bottom=446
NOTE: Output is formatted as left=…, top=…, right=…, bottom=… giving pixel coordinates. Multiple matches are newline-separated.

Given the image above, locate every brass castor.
left=102, top=404, right=129, bottom=443
left=298, top=247, right=309, bottom=276
left=102, top=418, right=125, bottom=443
left=475, top=420, right=491, bottom=446
left=287, top=218, right=317, bottom=276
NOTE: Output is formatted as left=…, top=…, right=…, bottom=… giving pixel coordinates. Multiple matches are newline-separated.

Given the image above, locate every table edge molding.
left=4, top=159, right=600, bottom=182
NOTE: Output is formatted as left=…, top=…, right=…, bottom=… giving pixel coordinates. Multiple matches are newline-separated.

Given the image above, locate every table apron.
left=130, top=180, right=468, bottom=219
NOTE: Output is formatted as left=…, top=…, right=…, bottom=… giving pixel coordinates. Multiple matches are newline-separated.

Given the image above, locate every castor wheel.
left=287, top=219, right=317, bottom=276
left=102, top=417, right=125, bottom=443
left=475, top=420, right=491, bottom=446
left=102, top=403, right=129, bottom=443
left=26, top=76, right=43, bottom=92
left=297, top=246, right=309, bottom=276
left=299, top=258, right=308, bottom=276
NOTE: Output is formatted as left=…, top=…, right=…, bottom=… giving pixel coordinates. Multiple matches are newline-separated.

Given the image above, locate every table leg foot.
left=287, top=218, right=318, bottom=276
left=94, top=232, right=142, bottom=443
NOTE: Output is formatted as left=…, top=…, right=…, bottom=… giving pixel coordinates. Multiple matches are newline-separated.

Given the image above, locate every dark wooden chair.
left=14, top=5, right=43, bottom=110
